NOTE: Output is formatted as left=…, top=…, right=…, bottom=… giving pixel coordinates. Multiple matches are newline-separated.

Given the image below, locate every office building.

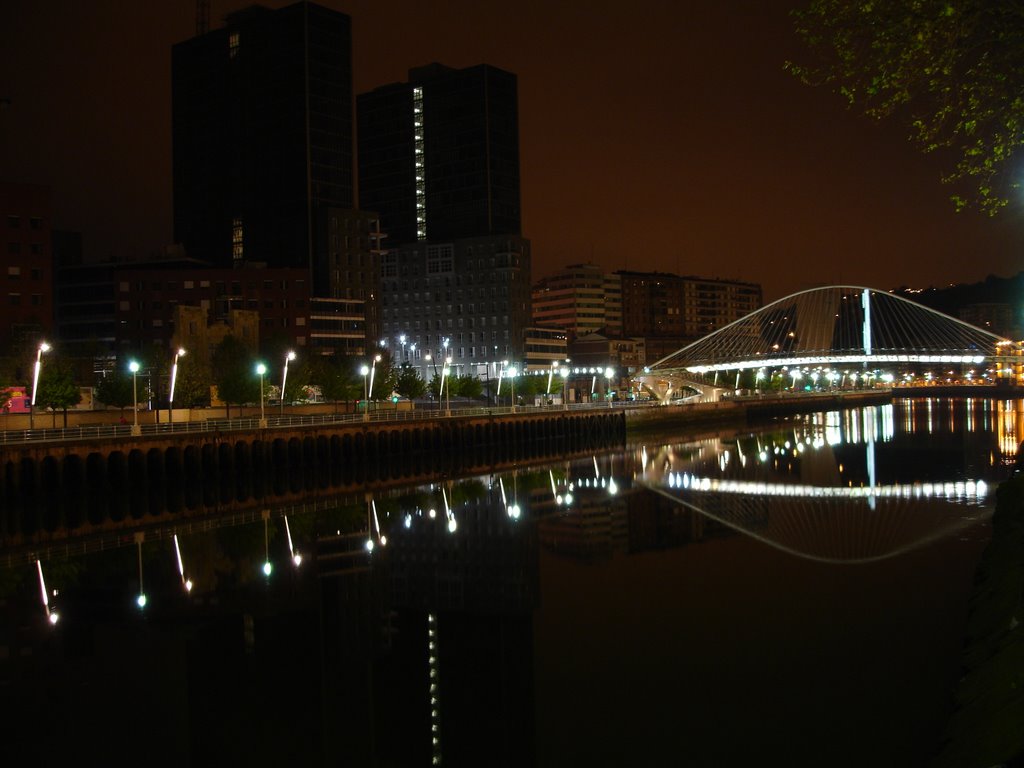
left=358, top=63, right=521, bottom=246
left=378, top=235, right=531, bottom=377
left=172, top=2, right=353, bottom=296
left=1, top=183, right=54, bottom=349
left=532, top=264, right=622, bottom=339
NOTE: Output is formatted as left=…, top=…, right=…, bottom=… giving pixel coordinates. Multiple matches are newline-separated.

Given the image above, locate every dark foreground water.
left=2, top=397, right=1019, bottom=767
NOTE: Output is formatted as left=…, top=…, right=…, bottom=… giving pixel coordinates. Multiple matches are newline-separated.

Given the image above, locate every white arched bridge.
left=635, top=285, right=1020, bottom=401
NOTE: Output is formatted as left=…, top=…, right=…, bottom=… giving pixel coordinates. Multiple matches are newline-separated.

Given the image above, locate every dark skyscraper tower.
left=358, top=64, right=521, bottom=246
left=172, top=2, right=352, bottom=294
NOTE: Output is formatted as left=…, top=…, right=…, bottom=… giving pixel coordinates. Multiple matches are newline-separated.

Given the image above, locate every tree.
left=211, top=336, right=259, bottom=418
left=36, top=359, right=82, bottom=427
left=95, top=370, right=134, bottom=414
left=788, top=0, right=1024, bottom=214
left=396, top=363, right=426, bottom=400
left=317, top=356, right=361, bottom=413
left=455, top=374, right=482, bottom=401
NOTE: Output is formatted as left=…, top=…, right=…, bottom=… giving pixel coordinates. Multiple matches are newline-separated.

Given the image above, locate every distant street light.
left=561, top=366, right=570, bottom=410
left=280, top=350, right=296, bottom=415
left=168, top=347, right=186, bottom=424
left=369, top=353, right=382, bottom=402
left=442, top=357, right=452, bottom=415
left=256, top=362, right=267, bottom=426
left=399, top=334, right=407, bottom=362
left=129, top=360, right=141, bottom=435
left=605, top=367, right=614, bottom=407
left=29, top=341, right=50, bottom=430
left=360, top=364, right=370, bottom=421
left=508, top=365, right=518, bottom=412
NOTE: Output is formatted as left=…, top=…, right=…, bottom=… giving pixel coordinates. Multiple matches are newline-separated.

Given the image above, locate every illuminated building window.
left=229, top=32, right=240, bottom=59
left=232, top=217, right=243, bottom=262
left=413, top=86, right=426, bottom=240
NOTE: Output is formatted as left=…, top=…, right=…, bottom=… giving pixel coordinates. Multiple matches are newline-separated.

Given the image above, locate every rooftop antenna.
left=196, top=0, right=210, bottom=35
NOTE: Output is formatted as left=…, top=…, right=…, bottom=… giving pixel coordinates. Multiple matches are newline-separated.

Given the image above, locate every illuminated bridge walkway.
left=635, top=285, right=1017, bottom=402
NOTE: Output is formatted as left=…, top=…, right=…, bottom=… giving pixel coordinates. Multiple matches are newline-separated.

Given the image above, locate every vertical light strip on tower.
left=413, top=87, right=426, bottom=240
left=861, top=288, right=872, bottom=356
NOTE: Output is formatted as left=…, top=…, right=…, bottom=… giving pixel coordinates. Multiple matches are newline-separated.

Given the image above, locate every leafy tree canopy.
left=396, top=364, right=426, bottom=400
left=95, top=370, right=135, bottom=411
left=788, top=0, right=1024, bottom=214
left=212, top=336, right=260, bottom=408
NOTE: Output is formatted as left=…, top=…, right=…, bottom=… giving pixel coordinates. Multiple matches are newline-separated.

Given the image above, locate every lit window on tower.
left=413, top=86, right=426, bottom=240
left=232, top=217, right=244, bottom=262
left=229, top=32, right=240, bottom=59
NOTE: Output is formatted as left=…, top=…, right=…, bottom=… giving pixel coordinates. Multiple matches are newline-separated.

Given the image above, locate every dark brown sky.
left=1, top=0, right=1021, bottom=301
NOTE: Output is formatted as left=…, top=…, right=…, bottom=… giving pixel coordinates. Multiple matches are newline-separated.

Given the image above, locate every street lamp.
left=561, top=366, right=570, bottom=410
left=605, top=367, right=614, bottom=407
left=29, top=341, right=50, bottom=430
left=369, top=353, right=382, bottom=402
left=399, top=334, right=407, bottom=362
left=360, top=364, right=370, bottom=421
left=256, top=362, right=267, bottom=426
left=508, top=365, right=517, bottom=412
left=280, top=350, right=296, bottom=416
left=168, top=347, right=186, bottom=424
left=442, top=357, right=452, bottom=415
left=129, top=360, right=141, bottom=435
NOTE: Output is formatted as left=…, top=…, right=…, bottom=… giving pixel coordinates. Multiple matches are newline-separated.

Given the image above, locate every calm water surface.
left=3, top=397, right=1019, bottom=767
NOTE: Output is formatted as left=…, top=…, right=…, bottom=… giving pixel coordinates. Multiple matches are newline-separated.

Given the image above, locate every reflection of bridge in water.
left=635, top=285, right=1020, bottom=401
left=635, top=404, right=999, bottom=564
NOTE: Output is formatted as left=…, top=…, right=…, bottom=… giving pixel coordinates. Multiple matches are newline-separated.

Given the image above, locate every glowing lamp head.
left=48, top=611, right=60, bottom=625
left=360, top=365, right=369, bottom=376
left=184, top=579, right=193, bottom=592
left=292, top=554, right=302, bottom=567
left=448, top=518, right=457, bottom=533
left=136, top=593, right=147, bottom=608
left=286, top=351, right=296, bottom=362
left=40, top=342, right=51, bottom=353
left=561, top=367, right=569, bottom=377
left=365, top=538, right=375, bottom=552
left=129, top=360, right=140, bottom=373
left=262, top=561, right=272, bottom=576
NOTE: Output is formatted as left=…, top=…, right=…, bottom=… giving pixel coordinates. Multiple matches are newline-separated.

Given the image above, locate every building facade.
left=359, top=62, right=530, bottom=378
left=172, top=2, right=353, bottom=295
left=1, top=183, right=53, bottom=349
left=531, top=263, right=622, bottom=339
left=358, top=63, right=521, bottom=246
left=378, top=235, right=531, bottom=378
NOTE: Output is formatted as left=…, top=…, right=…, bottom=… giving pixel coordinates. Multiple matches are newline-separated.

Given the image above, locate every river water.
left=3, top=397, right=1019, bottom=767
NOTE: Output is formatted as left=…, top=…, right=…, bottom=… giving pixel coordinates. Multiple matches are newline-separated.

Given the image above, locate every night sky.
left=1, top=0, right=1021, bottom=302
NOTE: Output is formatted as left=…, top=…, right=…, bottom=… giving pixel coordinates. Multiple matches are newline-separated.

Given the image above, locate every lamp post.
left=280, top=350, right=296, bottom=416
left=605, top=367, right=614, bottom=407
left=256, top=362, right=267, bottom=427
left=399, top=334, right=407, bottom=363
left=129, top=360, right=141, bottom=435
left=561, top=366, right=570, bottom=410
left=369, top=353, right=381, bottom=403
left=442, top=357, right=452, bottom=415
left=29, top=341, right=50, bottom=430
left=508, top=365, right=517, bottom=412
left=360, top=364, right=370, bottom=421
left=168, top=347, right=186, bottom=424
